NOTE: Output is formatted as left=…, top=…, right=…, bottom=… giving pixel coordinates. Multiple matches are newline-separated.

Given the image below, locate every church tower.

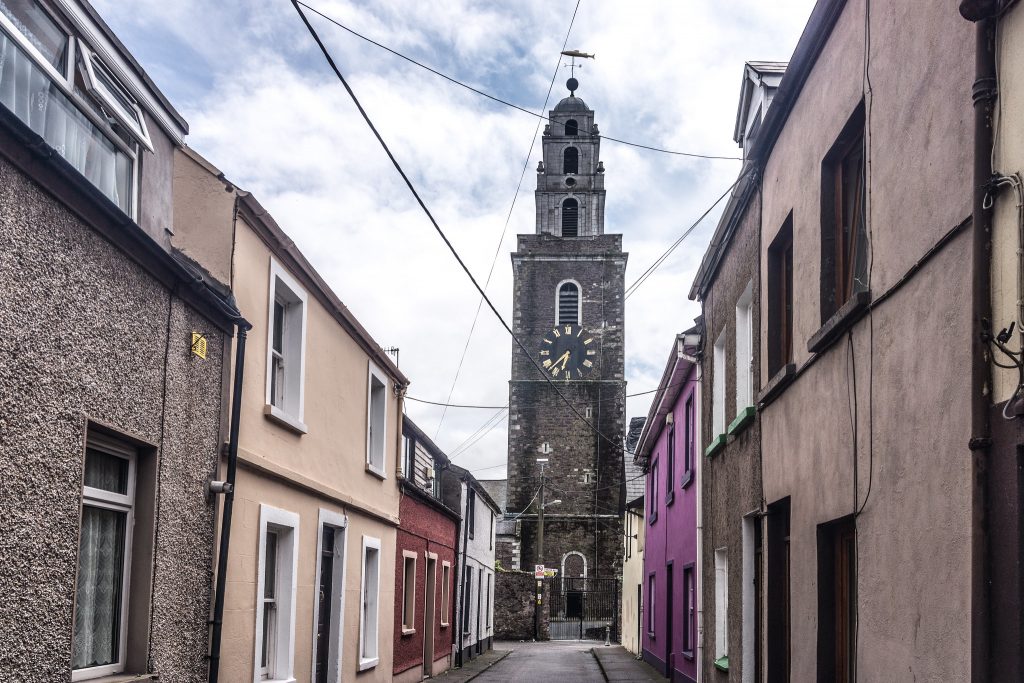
left=506, top=78, right=626, bottom=581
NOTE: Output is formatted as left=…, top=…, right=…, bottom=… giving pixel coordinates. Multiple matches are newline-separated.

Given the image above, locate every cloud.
left=94, top=0, right=816, bottom=479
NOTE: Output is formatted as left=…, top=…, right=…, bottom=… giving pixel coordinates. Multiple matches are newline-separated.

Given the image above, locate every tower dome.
left=553, top=96, right=589, bottom=112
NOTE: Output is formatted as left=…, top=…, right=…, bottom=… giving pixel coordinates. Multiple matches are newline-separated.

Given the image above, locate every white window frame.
left=365, top=362, right=388, bottom=478
left=79, top=48, right=153, bottom=151
left=265, top=259, right=308, bottom=434
left=401, top=550, right=418, bottom=634
left=310, top=509, right=347, bottom=683
left=713, top=330, right=727, bottom=436
left=714, top=547, right=729, bottom=659
left=440, top=561, right=451, bottom=627
left=735, top=282, right=754, bottom=411
left=358, top=535, right=382, bottom=671
left=555, top=279, right=582, bottom=325
left=72, top=434, right=137, bottom=681
left=254, top=504, right=300, bottom=683
left=485, top=572, right=492, bottom=630
left=0, top=9, right=140, bottom=217
left=741, top=517, right=756, bottom=683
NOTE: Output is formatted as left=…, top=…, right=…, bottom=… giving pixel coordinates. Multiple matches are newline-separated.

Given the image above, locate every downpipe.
left=208, top=322, right=251, bottom=683
left=959, top=2, right=997, bottom=681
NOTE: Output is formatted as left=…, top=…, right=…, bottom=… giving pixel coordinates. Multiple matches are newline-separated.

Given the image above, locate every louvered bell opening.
left=558, top=283, right=579, bottom=324
left=565, top=119, right=579, bottom=136
left=562, top=198, right=579, bottom=237
left=563, top=147, right=579, bottom=174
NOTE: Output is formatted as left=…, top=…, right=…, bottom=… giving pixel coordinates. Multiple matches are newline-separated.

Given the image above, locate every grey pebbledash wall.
left=0, top=156, right=227, bottom=681
left=493, top=571, right=550, bottom=641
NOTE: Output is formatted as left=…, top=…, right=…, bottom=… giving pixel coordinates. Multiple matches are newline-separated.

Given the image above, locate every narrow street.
left=473, top=641, right=605, bottom=682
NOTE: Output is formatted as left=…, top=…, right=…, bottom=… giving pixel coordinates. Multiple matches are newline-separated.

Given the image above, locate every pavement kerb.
left=590, top=647, right=611, bottom=682
left=462, top=649, right=512, bottom=681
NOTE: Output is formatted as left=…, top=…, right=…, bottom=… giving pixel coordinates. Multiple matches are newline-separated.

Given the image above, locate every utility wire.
left=295, top=0, right=740, bottom=161
left=292, top=0, right=625, bottom=452
left=434, top=0, right=581, bottom=439
left=624, top=171, right=748, bottom=300
left=448, top=409, right=509, bottom=460
left=407, top=375, right=701, bottom=409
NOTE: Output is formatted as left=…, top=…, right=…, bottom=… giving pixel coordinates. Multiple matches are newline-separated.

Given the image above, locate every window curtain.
left=73, top=505, right=126, bottom=670
left=0, top=30, right=130, bottom=212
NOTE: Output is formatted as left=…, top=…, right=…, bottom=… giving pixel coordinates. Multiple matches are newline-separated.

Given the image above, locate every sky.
left=95, top=0, right=816, bottom=479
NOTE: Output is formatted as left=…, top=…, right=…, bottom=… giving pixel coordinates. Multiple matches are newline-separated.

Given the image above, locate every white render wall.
left=454, top=481, right=498, bottom=660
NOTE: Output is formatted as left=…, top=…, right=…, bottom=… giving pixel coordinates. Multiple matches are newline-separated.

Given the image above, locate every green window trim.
left=727, top=405, right=756, bottom=436
left=704, top=433, right=727, bottom=458
left=714, top=655, right=729, bottom=672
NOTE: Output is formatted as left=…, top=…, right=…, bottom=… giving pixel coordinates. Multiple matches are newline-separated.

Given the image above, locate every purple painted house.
left=635, top=328, right=702, bottom=683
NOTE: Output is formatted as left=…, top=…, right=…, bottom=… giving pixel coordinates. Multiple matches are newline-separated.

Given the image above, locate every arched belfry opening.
left=557, top=281, right=580, bottom=325
left=563, top=147, right=579, bottom=174
left=562, top=198, right=579, bottom=236
left=565, top=119, right=578, bottom=136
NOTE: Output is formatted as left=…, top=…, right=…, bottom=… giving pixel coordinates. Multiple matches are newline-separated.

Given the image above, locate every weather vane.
left=560, top=49, right=595, bottom=94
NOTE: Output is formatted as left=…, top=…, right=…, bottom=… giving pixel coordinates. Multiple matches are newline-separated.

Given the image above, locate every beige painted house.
left=172, top=147, right=408, bottom=683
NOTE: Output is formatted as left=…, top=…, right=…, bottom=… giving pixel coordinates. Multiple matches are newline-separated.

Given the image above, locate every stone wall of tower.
left=507, top=234, right=626, bottom=579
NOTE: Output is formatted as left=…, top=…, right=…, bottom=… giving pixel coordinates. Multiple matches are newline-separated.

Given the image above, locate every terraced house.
left=173, top=147, right=409, bottom=683
left=0, top=0, right=244, bottom=680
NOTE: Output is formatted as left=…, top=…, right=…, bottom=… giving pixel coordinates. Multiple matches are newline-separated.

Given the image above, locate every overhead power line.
left=292, top=0, right=626, bottom=452
left=295, top=0, right=741, bottom=161
left=434, top=0, right=582, bottom=439
left=407, top=375, right=702, bottom=410
left=624, top=171, right=748, bottom=300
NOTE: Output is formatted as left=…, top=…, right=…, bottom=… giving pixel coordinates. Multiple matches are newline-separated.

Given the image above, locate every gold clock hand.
left=552, top=351, right=570, bottom=370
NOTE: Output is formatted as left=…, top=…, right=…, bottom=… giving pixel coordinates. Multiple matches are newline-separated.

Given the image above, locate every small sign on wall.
left=191, top=332, right=208, bottom=359
left=535, top=564, right=546, bottom=579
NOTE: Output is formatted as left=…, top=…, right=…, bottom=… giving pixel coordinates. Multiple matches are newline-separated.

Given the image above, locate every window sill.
left=264, top=404, right=308, bottom=434
left=441, top=622, right=450, bottom=629
left=682, top=650, right=694, bottom=661
left=680, top=470, right=693, bottom=490
left=727, top=406, right=756, bottom=436
left=758, top=363, right=795, bottom=408
left=648, top=511, right=657, bottom=525
left=80, top=674, right=160, bottom=683
left=704, top=433, right=727, bottom=458
left=713, top=655, right=729, bottom=672
left=401, top=626, right=416, bottom=636
left=365, top=463, right=387, bottom=480
left=358, top=657, right=379, bottom=672
left=808, top=290, right=871, bottom=354
left=665, top=491, right=675, bottom=507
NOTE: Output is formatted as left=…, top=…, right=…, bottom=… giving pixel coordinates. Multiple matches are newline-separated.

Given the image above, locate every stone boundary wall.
left=494, top=570, right=550, bottom=641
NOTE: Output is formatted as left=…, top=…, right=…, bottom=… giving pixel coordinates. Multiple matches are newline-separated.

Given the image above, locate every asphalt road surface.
left=473, top=640, right=605, bottom=682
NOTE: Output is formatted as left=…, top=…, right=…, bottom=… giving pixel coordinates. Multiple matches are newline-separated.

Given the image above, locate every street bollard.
left=605, top=624, right=611, bottom=646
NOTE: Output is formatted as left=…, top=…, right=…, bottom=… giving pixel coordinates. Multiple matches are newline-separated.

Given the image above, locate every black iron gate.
left=548, top=577, right=619, bottom=641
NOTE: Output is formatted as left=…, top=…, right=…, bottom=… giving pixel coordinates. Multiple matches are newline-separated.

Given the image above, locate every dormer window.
left=565, top=119, right=578, bottom=136
left=0, top=0, right=142, bottom=216
left=562, top=198, right=578, bottom=237
left=563, top=147, right=578, bottom=174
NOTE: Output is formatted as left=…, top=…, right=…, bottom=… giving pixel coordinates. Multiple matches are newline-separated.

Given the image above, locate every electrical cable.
left=295, top=0, right=741, bottom=161
left=291, top=0, right=627, bottom=452
left=446, top=406, right=509, bottom=459
left=434, top=0, right=581, bottom=439
left=407, top=374, right=701, bottom=409
left=449, top=411, right=509, bottom=460
left=624, top=173, right=747, bottom=300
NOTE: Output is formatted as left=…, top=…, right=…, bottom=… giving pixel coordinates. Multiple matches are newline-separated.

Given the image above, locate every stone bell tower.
left=505, top=77, right=627, bottom=581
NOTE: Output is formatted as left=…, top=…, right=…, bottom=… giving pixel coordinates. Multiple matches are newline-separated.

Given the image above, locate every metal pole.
left=534, top=465, right=546, bottom=640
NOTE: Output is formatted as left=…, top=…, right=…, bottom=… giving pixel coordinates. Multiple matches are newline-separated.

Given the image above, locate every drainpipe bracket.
left=969, top=436, right=993, bottom=451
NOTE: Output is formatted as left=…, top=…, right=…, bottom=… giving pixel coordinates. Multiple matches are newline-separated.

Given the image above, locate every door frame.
left=423, top=553, right=438, bottom=676
left=311, top=508, right=348, bottom=683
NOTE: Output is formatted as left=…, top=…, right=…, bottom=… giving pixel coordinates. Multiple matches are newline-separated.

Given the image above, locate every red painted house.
left=394, top=417, right=460, bottom=683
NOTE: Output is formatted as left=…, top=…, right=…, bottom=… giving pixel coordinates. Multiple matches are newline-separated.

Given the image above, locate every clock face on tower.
left=539, top=323, right=597, bottom=380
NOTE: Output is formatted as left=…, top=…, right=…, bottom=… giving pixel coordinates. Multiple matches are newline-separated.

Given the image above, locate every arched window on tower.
left=563, top=147, right=579, bottom=174
left=565, top=119, right=578, bottom=136
left=557, top=282, right=580, bottom=325
left=562, top=198, right=579, bottom=237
